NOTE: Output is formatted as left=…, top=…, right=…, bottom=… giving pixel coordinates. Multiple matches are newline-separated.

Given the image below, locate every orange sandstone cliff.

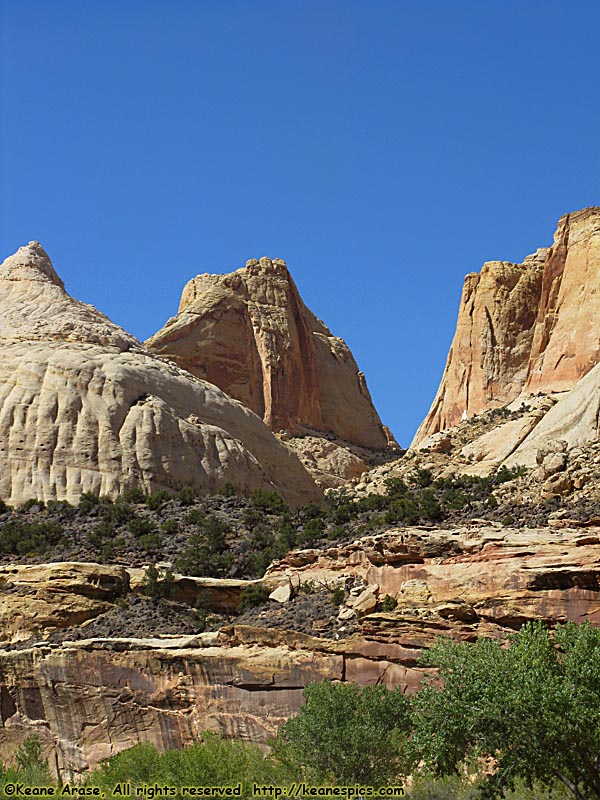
left=146, top=257, right=390, bottom=451
left=414, top=207, right=600, bottom=443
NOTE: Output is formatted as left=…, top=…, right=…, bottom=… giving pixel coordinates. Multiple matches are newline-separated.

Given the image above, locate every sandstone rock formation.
left=2, top=520, right=600, bottom=773
left=146, top=257, right=390, bottom=451
left=414, top=207, right=600, bottom=443
left=0, top=243, right=320, bottom=507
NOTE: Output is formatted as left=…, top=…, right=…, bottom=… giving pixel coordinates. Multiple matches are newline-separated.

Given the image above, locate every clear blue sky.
left=1, top=0, right=599, bottom=447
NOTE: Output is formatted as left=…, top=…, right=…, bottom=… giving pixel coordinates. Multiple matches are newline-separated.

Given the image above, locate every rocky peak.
left=413, top=206, right=600, bottom=444
left=0, top=242, right=320, bottom=507
left=147, top=257, right=390, bottom=451
left=0, top=242, right=138, bottom=350
left=1, top=241, right=65, bottom=288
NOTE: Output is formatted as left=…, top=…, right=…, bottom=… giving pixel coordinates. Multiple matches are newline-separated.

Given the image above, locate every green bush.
left=137, top=532, right=162, bottom=553
left=175, top=486, right=196, bottom=505
left=128, top=516, right=157, bottom=538
left=78, top=491, right=101, bottom=514
left=275, top=681, right=410, bottom=785
left=380, top=594, right=398, bottom=612
left=219, top=482, right=236, bottom=498
left=412, top=620, right=600, bottom=799
left=330, top=587, right=345, bottom=607
left=139, top=565, right=175, bottom=600
left=146, top=489, right=172, bottom=510
left=160, top=518, right=179, bottom=534
left=250, top=489, right=288, bottom=514
left=0, top=520, right=63, bottom=555
left=120, top=486, right=146, bottom=504
left=85, top=734, right=292, bottom=796
left=236, top=584, right=270, bottom=612
left=19, top=498, right=45, bottom=512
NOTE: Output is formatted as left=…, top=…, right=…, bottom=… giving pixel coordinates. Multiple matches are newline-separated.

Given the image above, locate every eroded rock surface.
left=3, top=521, right=600, bottom=774
left=146, top=257, right=390, bottom=452
left=0, top=243, right=320, bottom=507
left=415, top=207, right=600, bottom=442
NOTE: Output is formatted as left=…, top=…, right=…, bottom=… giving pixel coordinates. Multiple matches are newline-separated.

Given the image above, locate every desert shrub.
left=236, top=584, right=270, bottom=612
left=128, top=516, right=157, bottom=538
left=380, top=594, right=398, bottom=612
left=385, top=477, right=409, bottom=498
left=120, top=486, right=146, bottom=504
left=145, top=489, right=172, bottom=510
left=160, top=518, right=179, bottom=534
left=0, top=520, right=63, bottom=555
left=175, top=486, right=196, bottom=505
left=137, top=532, right=162, bottom=553
left=19, top=498, right=45, bottom=512
left=139, top=565, right=175, bottom=600
left=78, top=491, right=101, bottom=514
left=298, top=516, right=326, bottom=545
left=185, top=507, right=206, bottom=525
left=250, top=489, right=288, bottom=514
left=218, top=482, right=236, bottom=498
left=411, top=468, right=434, bottom=488
left=330, top=587, right=345, bottom=607
left=85, top=734, right=292, bottom=795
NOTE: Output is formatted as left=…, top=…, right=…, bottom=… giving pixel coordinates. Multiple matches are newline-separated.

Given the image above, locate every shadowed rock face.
left=146, top=257, right=389, bottom=451
left=0, top=243, right=321, bottom=507
left=414, top=207, right=600, bottom=443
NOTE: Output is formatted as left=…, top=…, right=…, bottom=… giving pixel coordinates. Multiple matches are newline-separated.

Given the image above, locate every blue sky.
left=1, top=0, right=599, bottom=447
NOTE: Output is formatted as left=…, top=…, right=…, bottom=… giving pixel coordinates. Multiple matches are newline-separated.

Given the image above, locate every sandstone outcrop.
left=0, top=243, right=320, bottom=507
left=2, top=521, right=600, bottom=774
left=414, top=207, right=600, bottom=443
left=146, top=257, right=390, bottom=451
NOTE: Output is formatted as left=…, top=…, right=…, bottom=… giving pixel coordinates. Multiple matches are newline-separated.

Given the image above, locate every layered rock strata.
left=414, top=207, right=600, bottom=443
left=146, top=257, right=390, bottom=451
left=2, top=523, right=600, bottom=773
left=0, top=243, right=320, bottom=507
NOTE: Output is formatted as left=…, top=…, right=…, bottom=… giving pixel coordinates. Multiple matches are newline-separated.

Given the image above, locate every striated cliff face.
left=414, top=207, right=600, bottom=443
left=146, top=257, right=389, bottom=451
left=2, top=522, right=600, bottom=774
left=0, top=243, right=320, bottom=507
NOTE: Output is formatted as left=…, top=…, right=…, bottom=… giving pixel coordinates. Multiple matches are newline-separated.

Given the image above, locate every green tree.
left=274, top=681, right=411, bottom=786
left=412, top=620, right=600, bottom=800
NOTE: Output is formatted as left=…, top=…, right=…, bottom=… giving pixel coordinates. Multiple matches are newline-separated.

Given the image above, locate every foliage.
left=128, top=516, right=157, bottom=538
left=19, top=498, right=45, bottom=512
left=86, top=734, right=293, bottom=797
left=175, top=486, right=196, bottom=505
left=120, top=486, right=146, bottom=504
left=0, top=519, right=64, bottom=555
left=380, top=594, right=398, bottom=612
left=0, top=736, right=53, bottom=787
left=250, top=489, right=288, bottom=515
left=139, top=565, right=175, bottom=600
left=160, top=518, right=179, bottom=534
left=146, top=489, right=173, bottom=510
left=219, top=482, right=236, bottom=497
left=236, top=583, right=270, bottom=612
left=176, top=513, right=233, bottom=577
left=274, top=680, right=411, bottom=786
left=78, top=491, right=101, bottom=514
left=412, top=620, right=600, bottom=800
left=330, top=587, right=345, bottom=607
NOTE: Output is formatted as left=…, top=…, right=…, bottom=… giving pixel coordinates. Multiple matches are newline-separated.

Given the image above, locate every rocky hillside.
left=146, top=256, right=397, bottom=486
left=414, top=206, right=600, bottom=443
left=2, top=513, right=599, bottom=774
left=0, top=243, right=320, bottom=507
